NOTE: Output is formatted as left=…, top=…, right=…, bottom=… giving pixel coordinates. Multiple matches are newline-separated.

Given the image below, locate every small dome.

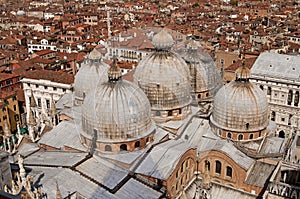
left=152, top=29, right=174, bottom=50
left=182, top=40, right=222, bottom=99
left=236, top=64, right=251, bottom=80
left=134, top=51, right=191, bottom=112
left=211, top=81, right=269, bottom=133
left=81, top=80, right=155, bottom=144
left=73, top=49, right=109, bottom=105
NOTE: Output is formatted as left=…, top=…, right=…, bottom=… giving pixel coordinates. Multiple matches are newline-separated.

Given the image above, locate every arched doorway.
left=279, top=130, right=285, bottom=138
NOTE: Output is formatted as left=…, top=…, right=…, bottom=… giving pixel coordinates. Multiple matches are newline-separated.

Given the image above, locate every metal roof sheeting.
left=251, top=52, right=300, bottom=81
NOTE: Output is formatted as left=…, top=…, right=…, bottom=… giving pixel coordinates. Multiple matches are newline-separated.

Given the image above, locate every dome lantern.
left=235, top=60, right=251, bottom=81
left=108, top=57, right=122, bottom=82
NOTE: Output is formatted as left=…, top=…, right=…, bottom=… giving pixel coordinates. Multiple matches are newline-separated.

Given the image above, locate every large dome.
left=211, top=68, right=269, bottom=140
left=74, top=48, right=109, bottom=105
left=182, top=40, right=222, bottom=101
left=134, top=29, right=192, bottom=122
left=81, top=59, right=155, bottom=153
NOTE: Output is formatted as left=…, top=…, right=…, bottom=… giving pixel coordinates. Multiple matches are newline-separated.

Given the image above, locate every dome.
left=182, top=40, right=222, bottom=101
left=73, top=49, right=109, bottom=105
left=81, top=60, right=155, bottom=152
left=152, top=29, right=174, bottom=50
left=134, top=39, right=192, bottom=122
left=236, top=63, right=251, bottom=80
left=211, top=78, right=269, bottom=134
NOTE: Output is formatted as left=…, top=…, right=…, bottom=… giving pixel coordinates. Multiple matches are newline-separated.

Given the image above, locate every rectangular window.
left=14, top=114, right=19, bottom=121
left=37, top=98, right=41, bottom=107
left=46, top=99, right=50, bottom=109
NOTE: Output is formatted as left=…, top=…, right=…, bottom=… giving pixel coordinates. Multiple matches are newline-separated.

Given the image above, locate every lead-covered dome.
left=74, top=48, right=109, bottom=105
left=81, top=59, right=155, bottom=153
left=182, top=40, right=222, bottom=102
left=134, top=28, right=192, bottom=122
left=152, top=29, right=174, bottom=50
left=210, top=66, right=269, bottom=141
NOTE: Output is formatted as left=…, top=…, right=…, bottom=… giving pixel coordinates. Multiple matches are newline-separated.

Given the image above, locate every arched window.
left=215, top=160, right=221, bottom=174
left=134, top=141, right=140, bottom=148
left=120, top=144, right=127, bottom=151
left=238, top=134, right=243, bottom=140
left=226, top=166, right=232, bottom=177
left=227, top=132, right=232, bottom=139
left=155, top=111, right=160, bottom=116
left=259, top=85, right=264, bottom=90
left=294, top=91, right=299, bottom=106
left=267, top=87, right=271, bottom=95
left=105, top=145, right=112, bottom=152
left=218, top=129, right=222, bottom=136
left=168, top=110, right=172, bottom=116
left=249, top=134, right=254, bottom=139
left=246, top=123, right=249, bottom=130
left=279, top=130, right=285, bottom=138
left=288, top=90, right=293, bottom=105
left=271, top=111, right=276, bottom=121
left=205, top=160, right=210, bottom=171
left=198, top=94, right=201, bottom=99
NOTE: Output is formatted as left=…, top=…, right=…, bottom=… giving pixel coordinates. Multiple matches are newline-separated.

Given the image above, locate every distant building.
left=251, top=52, right=300, bottom=139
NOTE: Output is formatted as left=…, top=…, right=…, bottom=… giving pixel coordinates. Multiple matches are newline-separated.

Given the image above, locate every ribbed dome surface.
left=134, top=51, right=191, bottom=111
left=74, top=49, right=109, bottom=104
left=211, top=81, right=269, bottom=132
left=152, top=29, right=174, bottom=50
left=81, top=80, right=155, bottom=142
left=182, top=40, right=222, bottom=97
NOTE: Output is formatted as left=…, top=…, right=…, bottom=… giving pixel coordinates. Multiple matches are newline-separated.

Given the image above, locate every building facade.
left=251, top=52, right=300, bottom=138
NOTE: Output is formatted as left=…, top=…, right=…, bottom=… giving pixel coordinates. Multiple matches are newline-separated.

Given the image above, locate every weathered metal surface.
left=134, top=30, right=192, bottom=111
left=211, top=81, right=269, bottom=132
left=251, top=52, right=300, bottom=80
left=82, top=79, right=155, bottom=142
left=182, top=40, right=222, bottom=98
left=74, top=49, right=109, bottom=104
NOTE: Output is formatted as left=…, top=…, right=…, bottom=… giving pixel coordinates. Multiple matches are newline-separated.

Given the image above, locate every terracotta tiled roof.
left=34, top=49, right=54, bottom=56
left=225, top=57, right=257, bottom=71
left=23, top=69, right=74, bottom=84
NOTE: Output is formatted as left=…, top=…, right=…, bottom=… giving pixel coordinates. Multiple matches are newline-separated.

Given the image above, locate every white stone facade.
left=21, top=78, right=73, bottom=122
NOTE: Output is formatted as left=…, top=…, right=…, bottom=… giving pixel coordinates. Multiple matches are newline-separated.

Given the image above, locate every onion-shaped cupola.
left=182, top=39, right=222, bottom=104
left=81, top=57, right=156, bottom=153
left=210, top=62, right=269, bottom=141
left=73, top=48, right=109, bottom=106
left=134, top=28, right=192, bottom=123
